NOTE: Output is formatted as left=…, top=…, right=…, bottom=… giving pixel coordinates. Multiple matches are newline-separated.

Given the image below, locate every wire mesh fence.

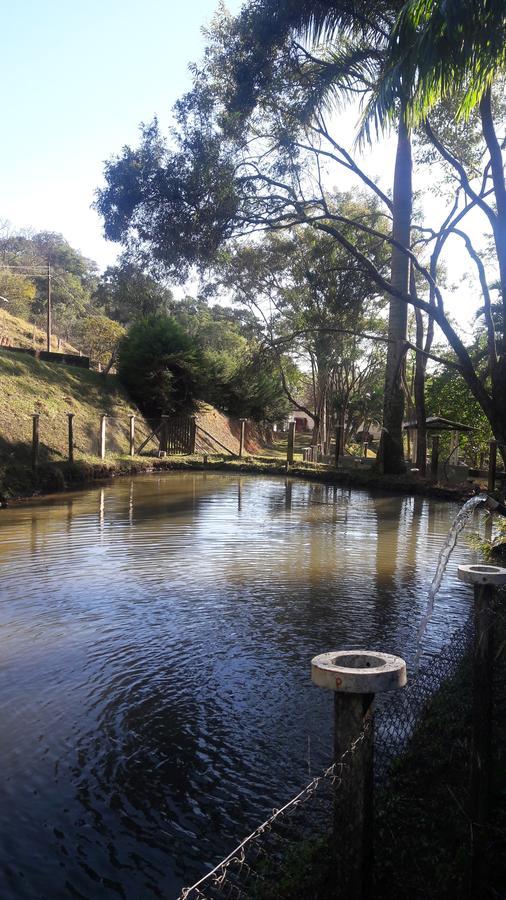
left=179, top=726, right=372, bottom=900
left=178, top=616, right=475, bottom=900
left=19, top=412, right=162, bottom=462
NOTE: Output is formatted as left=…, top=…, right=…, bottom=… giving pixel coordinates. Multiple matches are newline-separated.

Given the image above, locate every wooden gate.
left=159, top=416, right=197, bottom=455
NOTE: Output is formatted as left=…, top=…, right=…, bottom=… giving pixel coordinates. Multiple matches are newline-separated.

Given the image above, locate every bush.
left=117, top=315, right=204, bottom=417
left=225, top=358, right=291, bottom=422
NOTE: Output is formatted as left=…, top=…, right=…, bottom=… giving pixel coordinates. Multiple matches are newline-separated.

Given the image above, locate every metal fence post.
left=32, top=414, right=40, bottom=471
left=67, top=413, right=74, bottom=463
left=239, top=419, right=246, bottom=458
left=99, top=415, right=107, bottom=460
left=286, top=421, right=295, bottom=465
left=311, top=649, right=407, bottom=899
left=488, top=439, right=497, bottom=492
left=457, top=563, right=506, bottom=894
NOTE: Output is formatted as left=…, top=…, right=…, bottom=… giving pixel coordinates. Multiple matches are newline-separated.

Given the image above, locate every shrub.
left=118, top=315, right=204, bottom=417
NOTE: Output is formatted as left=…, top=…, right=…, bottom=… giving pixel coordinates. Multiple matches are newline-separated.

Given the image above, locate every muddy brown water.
left=0, top=472, right=481, bottom=899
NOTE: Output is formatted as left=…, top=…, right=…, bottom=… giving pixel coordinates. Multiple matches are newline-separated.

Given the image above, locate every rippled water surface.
left=0, top=473, right=481, bottom=899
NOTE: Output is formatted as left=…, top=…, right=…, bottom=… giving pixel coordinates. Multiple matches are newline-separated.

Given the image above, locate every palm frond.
left=296, top=39, right=383, bottom=122
left=365, top=0, right=506, bottom=130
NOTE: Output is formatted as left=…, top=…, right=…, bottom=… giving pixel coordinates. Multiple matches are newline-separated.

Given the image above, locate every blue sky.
left=0, top=1, right=490, bottom=326
left=1, top=0, right=241, bottom=269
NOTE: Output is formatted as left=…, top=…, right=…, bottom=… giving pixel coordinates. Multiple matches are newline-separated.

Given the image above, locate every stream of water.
left=0, top=473, right=484, bottom=899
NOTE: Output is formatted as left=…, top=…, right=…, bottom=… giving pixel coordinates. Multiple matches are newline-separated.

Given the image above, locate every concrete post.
left=458, top=563, right=506, bottom=895
left=488, top=439, right=497, bottom=492
left=32, top=414, right=40, bottom=471
left=430, top=434, right=440, bottom=479
left=311, top=649, right=407, bottom=899
left=129, top=416, right=135, bottom=457
left=239, top=419, right=246, bottom=458
left=67, top=413, right=75, bottom=464
left=287, top=421, right=295, bottom=465
left=99, top=415, right=107, bottom=460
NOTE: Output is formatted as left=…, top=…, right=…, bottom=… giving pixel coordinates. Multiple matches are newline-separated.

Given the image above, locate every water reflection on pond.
left=0, top=473, right=480, bottom=899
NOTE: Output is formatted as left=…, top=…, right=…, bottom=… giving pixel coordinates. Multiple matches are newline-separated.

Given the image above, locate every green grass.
left=0, top=348, right=162, bottom=497
left=0, top=307, right=77, bottom=352
left=256, top=433, right=312, bottom=461
left=0, top=349, right=144, bottom=464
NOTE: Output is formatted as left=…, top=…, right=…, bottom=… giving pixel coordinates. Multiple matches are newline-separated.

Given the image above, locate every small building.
left=290, top=410, right=315, bottom=433
left=403, top=416, right=474, bottom=473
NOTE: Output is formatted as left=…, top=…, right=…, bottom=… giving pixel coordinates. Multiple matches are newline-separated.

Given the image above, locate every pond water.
left=0, top=472, right=481, bottom=899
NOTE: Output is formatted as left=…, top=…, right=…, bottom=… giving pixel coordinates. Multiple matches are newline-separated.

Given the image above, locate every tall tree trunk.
left=379, top=113, right=413, bottom=474
left=414, top=308, right=427, bottom=475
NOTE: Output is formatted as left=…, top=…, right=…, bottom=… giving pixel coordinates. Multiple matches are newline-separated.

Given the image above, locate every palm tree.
left=367, top=0, right=506, bottom=459
left=229, top=0, right=413, bottom=472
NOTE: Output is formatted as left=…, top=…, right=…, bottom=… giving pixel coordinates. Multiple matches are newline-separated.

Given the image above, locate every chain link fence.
left=178, top=616, right=475, bottom=900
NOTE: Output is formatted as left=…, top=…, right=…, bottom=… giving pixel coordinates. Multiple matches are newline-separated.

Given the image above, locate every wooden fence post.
left=488, top=439, right=497, bottom=492
left=335, top=425, right=342, bottom=469
left=32, top=414, right=40, bottom=471
left=99, top=415, right=107, bottom=460
left=286, top=421, right=295, bottom=465
left=190, top=416, right=197, bottom=454
left=311, top=649, right=406, bottom=899
left=430, top=434, right=440, bottom=479
left=239, top=419, right=246, bottom=458
left=67, top=413, right=74, bottom=464
left=458, top=564, right=506, bottom=896
left=159, top=416, right=169, bottom=454
left=129, top=416, right=136, bottom=457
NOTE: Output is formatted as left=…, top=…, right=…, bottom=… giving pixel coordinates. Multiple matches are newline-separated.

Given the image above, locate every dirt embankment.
left=195, top=404, right=267, bottom=455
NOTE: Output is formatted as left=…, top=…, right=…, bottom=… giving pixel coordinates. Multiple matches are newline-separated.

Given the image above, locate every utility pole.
left=46, top=261, right=52, bottom=352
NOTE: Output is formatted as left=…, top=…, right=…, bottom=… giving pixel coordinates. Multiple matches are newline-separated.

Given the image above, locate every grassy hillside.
left=0, top=307, right=78, bottom=353
left=0, top=348, right=150, bottom=467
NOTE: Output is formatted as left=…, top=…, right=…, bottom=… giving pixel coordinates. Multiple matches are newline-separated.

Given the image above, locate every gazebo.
left=403, top=416, right=474, bottom=466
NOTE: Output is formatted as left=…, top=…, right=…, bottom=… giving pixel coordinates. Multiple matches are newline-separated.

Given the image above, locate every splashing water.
left=415, top=494, right=487, bottom=663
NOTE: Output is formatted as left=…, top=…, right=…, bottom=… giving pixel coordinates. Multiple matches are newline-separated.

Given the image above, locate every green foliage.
left=372, top=0, right=506, bottom=127
left=93, top=261, right=174, bottom=324
left=0, top=227, right=99, bottom=339
left=0, top=270, right=36, bottom=320
left=72, top=315, right=126, bottom=366
left=425, top=364, right=492, bottom=460
left=225, top=355, right=292, bottom=422
left=117, top=315, right=204, bottom=418
left=168, top=296, right=291, bottom=421
left=95, top=119, right=239, bottom=280
left=472, top=516, right=506, bottom=560
left=220, top=216, right=389, bottom=434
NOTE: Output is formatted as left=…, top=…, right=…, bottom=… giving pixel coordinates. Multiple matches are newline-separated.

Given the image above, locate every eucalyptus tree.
left=97, top=0, right=416, bottom=471
left=219, top=195, right=390, bottom=446
left=96, top=3, right=506, bottom=465
left=216, top=0, right=414, bottom=472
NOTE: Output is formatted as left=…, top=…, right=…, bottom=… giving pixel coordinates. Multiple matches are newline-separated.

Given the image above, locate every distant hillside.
left=0, top=348, right=266, bottom=468
left=0, top=307, right=78, bottom=353
left=0, top=349, right=151, bottom=465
